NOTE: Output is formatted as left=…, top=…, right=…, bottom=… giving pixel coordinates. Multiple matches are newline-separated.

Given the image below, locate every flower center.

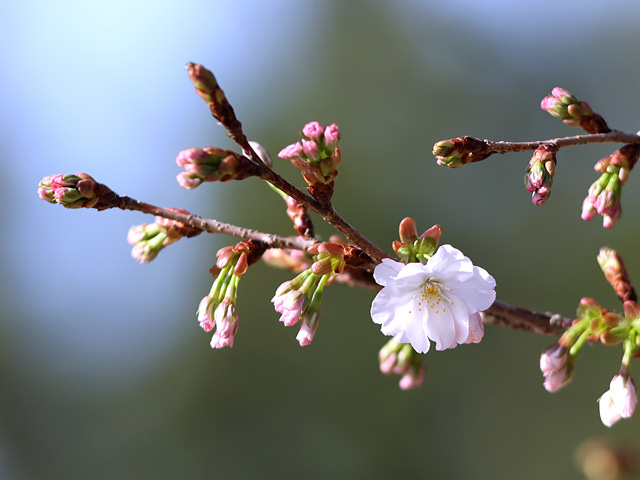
left=416, top=279, right=453, bottom=314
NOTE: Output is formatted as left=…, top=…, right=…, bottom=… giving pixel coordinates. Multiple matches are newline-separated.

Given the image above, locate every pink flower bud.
left=302, top=139, right=321, bottom=161
left=540, top=344, right=573, bottom=393
left=176, top=172, right=203, bottom=190
left=272, top=290, right=304, bottom=327
left=197, top=296, right=216, bottom=332
left=278, top=142, right=303, bottom=159
left=210, top=301, right=238, bottom=349
left=323, top=123, right=340, bottom=148
left=399, top=365, right=425, bottom=391
left=296, top=312, right=320, bottom=346
left=302, top=121, right=324, bottom=141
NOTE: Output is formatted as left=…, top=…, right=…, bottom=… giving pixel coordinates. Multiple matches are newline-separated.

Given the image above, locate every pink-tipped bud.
left=296, top=312, right=320, bottom=346
left=278, top=142, right=304, bottom=159
left=210, top=300, right=239, bottom=349
left=302, top=121, right=324, bottom=142
left=302, top=139, right=321, bottom=161
left=540, top=343, right=573, bottom=393
left=399, top=365, right=425, bottom=391
left=525, top=145, right=556, bottom=206
left=323, top=124, right=340, bottom=149
left=197, top=295, right=216, bottom=332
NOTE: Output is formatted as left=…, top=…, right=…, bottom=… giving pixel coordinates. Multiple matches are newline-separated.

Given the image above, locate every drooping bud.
left=599, top=374, right=638, bottom=427
left=540, top=87, right=610, bottom=134
left=540, top=343, right=575, bottom=393
left=378, top=339, right=425, bottom=390
left=127, top=223, right=169, bottom=263
left=271, top=242, right=346, bottom=346
left=196, top=240, right=266, bottom=348
left=524, top=144, right=557, bottom=206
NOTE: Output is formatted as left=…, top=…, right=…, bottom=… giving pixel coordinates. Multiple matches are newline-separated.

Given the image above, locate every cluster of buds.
left=176, top=147, right=258, bottom=189
left=392, top=217, right=442, bottom=264
left=540, top=87, right=610, bottom=134
left=540, top=248, right=640, bottom=426
left=378, top=339, right=425, bottom=390
left=197, top=240, right=266, bottom=349
left=271, top=242, right=346, bottom=346
left=278, top=121, right=341, bottom=205
left=38, top=173, right=111, bottom=209
left=524, top=144, right=557, bottom=205
left=581, top=144, right=640, bottom=229
left=432, top=136, right=493, bottom=169
left=127, top=208, right=202, bottom=263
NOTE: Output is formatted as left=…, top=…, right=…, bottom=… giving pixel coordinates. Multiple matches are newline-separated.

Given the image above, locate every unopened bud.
left=399, top=217, right=418, bottom=245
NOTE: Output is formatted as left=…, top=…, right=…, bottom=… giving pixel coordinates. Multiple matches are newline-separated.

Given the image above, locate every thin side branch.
left=488, top=130, right=640, bottom=155
left=120, top=196, right=316, bottom=251
left=482, top=300, right=573, bottom=336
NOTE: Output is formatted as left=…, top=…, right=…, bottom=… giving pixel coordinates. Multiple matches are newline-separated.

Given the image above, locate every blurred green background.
left=3, top=0, right=640, bottom=478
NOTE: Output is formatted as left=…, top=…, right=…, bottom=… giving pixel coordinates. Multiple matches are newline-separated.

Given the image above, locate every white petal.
left=448, top=266, right=496, bottom=313
left=373, top=258, right=404, bottom=286
left=394, top=313, right=431, bottom=353
left=425, top=307, right=458, bottom=350
left=599, top=390, right=622, bottom=427
left=393, top=262, right=431, bottom=290
left=427, top=245, right=475, bottom=283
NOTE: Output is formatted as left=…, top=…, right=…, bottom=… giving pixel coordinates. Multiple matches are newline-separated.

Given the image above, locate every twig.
left=489, top=130, right=640, bottom=154
left=482, top=300, right=573, bottom=336
left=120, top=196, right=316, bottom=251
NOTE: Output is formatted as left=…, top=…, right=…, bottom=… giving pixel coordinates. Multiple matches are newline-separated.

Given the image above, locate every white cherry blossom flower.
left=370, top=244, right=496, bottom=353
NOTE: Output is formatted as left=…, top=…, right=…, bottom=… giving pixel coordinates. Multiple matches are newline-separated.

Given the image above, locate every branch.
left=488, top=130, right=640, bottom=155
left=482, top=300, right=573, bottom=336
left=185, top=62, right=388, bottom=264
left=120, top=196, right=316, bottom=251
left=434, top=131, right=640, bottom=167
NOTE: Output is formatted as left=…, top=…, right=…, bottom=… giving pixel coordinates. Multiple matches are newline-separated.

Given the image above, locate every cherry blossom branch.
left=185, top=62, right=388, bottom=264
left=120, top=195, right=316, bottom=251
left=490, top=130, right=640, bottom=153
left=434, top=131, right=640, bottom=167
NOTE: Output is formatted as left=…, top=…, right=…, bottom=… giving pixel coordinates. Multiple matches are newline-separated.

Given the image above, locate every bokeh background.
left=3, top=1, right=640, bottom=478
